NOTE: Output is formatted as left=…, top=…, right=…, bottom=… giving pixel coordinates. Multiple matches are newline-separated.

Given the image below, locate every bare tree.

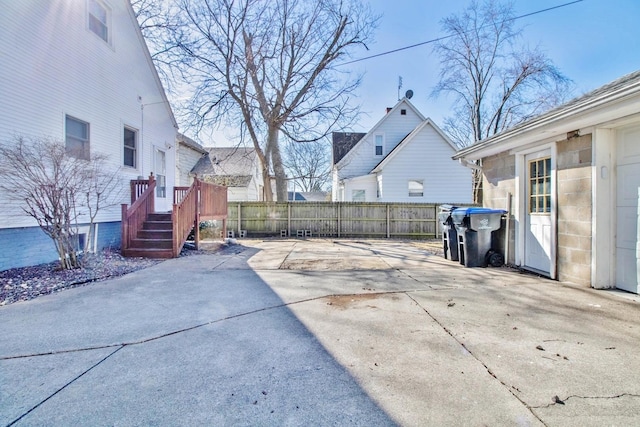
left=430, top=0, right=572, bottom=202
left=152, top=0, right=376, bottom=201
left=432, top=0, right=572, bottom=147
left=0, top=137, right=122, bottom=270
left=283, top=138, right=332, bottom=192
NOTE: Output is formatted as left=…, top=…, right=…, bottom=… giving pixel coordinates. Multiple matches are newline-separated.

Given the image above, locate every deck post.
left=194, top=180, right=201, bottom=250
left=121, top=203, right=129, bottom=253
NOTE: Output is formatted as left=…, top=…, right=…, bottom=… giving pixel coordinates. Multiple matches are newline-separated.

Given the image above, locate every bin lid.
left=452, top=207, right=507, bottom=216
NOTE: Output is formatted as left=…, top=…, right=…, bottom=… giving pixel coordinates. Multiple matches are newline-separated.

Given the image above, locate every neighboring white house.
left=332, top=98, right=472, bottom=204
left=176, top=133, right=207, bottom=186
left=0, top=0, right=177, bottom=270
left=191, top=147, right=265, bottom=201
left=454, top=70, right=640, bottom=294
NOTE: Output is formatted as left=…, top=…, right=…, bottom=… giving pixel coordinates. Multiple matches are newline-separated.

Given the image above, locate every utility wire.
left=338, top=0, right=584, bottom=66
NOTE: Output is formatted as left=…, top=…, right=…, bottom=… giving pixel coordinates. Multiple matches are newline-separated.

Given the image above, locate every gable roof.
left=370, top=119, right=458, bottom=173
left=190, top=147, right=259, bottom=188
left=177, top=133, right=207, bottom=154
left=335, top=97, right=426, bottom=167
left=454, top=69, right=640, bottom=160
left=332, top=132, right=366, bottom=165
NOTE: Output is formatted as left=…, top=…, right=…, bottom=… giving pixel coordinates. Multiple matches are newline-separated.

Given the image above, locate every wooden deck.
left=121, top=175, right=227, bottom=258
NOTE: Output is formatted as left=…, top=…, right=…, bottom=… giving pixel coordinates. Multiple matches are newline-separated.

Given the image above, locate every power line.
left=338, top=0, right=584, bottom=66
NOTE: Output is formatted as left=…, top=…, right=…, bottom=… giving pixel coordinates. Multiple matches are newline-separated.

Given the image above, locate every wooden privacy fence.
left=225, top=202, right=449, bottom=239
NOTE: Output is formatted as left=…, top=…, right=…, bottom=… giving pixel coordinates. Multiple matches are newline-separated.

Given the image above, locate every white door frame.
left=514, top=142, right=557, bottom=279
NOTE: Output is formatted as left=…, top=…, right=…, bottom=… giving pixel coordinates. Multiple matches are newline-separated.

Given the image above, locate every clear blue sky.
left=348, top=0, right=640, bottom=131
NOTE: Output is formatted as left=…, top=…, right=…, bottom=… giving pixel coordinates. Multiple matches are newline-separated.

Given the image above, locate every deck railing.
left=121, top=174, right=156, bottom=253
left=172, top=179, right=228, bottom=255
left=122, top=176, right=228, bottom=257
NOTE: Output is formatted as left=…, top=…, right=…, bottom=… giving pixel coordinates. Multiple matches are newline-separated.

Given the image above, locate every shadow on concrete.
left=0, top=244, right=397, bottom=426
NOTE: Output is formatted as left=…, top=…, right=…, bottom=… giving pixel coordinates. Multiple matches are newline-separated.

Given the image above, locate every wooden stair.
left=122, top=212, right=176, bottom=258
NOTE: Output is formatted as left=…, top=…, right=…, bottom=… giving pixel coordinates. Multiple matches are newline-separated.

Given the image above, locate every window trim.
left=65, top=115, right=90, bottom=160
left=352, top=189, right=366, bottom=202
left=408, top=179, right=424, bottom=197
left=88, top=0, right=111, bottom=44
left=374, top=133, right=384, bottom=157
left=123, top=126, right=138, bottom=169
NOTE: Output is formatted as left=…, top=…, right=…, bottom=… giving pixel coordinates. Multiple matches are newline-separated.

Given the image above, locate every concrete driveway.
left=1, top=239, right=639, bottom=426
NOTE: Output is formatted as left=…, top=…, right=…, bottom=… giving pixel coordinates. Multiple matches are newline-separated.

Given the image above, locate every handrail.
left=122, top=175, right=228, bottom=258
left=121, top=174, right=156, bottom=254
left=172, top=180, right=198, bottom=257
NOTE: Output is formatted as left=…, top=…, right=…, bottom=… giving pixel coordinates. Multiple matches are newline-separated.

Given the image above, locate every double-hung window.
left=374, top=134, right=384, bottom=156
left=65, top=115, right=90, bottom=160
left=88, top=0, right=110, bottom=43
left=123, top=127, right=137, bottom=168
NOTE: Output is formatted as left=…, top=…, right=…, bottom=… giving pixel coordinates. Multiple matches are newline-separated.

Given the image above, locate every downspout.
left=458, top=158, right=483, bottom=203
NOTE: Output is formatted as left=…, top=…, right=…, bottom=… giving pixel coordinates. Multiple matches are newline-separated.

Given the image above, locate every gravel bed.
left=0, top=243, right=219, bottom=307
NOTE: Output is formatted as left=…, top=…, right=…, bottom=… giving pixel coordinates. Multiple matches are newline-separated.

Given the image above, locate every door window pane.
left=528, top=157, right=552, bottom=213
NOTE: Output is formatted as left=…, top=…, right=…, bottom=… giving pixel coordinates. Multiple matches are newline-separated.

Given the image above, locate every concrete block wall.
left=482, top=152, right=516, bottom=264
left=556, top=134, right=592, bottom=285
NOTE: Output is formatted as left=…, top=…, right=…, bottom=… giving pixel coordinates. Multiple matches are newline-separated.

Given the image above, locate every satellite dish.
left=405, top=89, right=414, bottom=99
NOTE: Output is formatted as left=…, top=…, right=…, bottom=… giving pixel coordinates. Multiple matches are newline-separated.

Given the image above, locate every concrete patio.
left=1, top=239, right=639, bottom=426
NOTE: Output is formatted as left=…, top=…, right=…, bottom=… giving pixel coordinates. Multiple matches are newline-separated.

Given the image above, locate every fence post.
left=288, top=203, right=291, bottom=237
left=337, top=203, right=341, bottom=238
left=433, top=204, right=440, bottom=239
left=237, top=203, right=241, bottom=237
left=386, top=204, right=390, bottom=238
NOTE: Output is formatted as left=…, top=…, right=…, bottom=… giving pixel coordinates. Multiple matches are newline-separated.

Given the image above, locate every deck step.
left=138, top=229, right=172, bottom=240
left=148, top=212, right=172, bottom=222
left=143, top=220, right=173, bottom=231
left=129, top=238, right=173, bottom=249
left=122, top=248, right=174, bottom=259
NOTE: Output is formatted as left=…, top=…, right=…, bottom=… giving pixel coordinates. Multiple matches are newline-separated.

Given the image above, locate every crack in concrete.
left=531, top=393, right=640, bottom=409
left=5, top=346, right=124, bottom=427
left=405, top=293, right=549, bottom=427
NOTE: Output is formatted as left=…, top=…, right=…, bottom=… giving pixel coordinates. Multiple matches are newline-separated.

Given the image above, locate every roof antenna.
left=397, top=76, right=403, bottom=101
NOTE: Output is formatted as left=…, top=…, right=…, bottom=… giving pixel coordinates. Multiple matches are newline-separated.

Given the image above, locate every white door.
left=524, top=152, right=552, bottom=274
left=616, top=127, right=640, bottom=293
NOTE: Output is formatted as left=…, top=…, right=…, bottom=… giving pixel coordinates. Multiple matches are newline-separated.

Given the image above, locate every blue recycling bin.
left=451, top=207, right=506, bottom=267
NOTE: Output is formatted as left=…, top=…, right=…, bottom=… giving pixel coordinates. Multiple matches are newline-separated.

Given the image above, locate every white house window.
left=65, top=115, right=90, bottom=160
left=408, top=180, right=424, bottom=197
left=123, top=127, right=137, bottom=168
left=155, top=148, right=166, bottom=198
left=374, top=134, right=384, bottom=156
left=376, top=176, right=382, bottom=199
left=88, top=0, right=110, bottom=43
left=352, top=189, right=365, bottom=202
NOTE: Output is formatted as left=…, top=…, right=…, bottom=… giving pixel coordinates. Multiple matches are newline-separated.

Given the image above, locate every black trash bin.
left=451, top=207, right=506, bottom=267
left=438, top=205, right=459, bottom=261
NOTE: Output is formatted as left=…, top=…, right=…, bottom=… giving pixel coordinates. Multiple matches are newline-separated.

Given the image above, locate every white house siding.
left=228, top=187, right=250, bottom=202
left=338, top=101, right=423, bottom=182
left=177, top=146, right=203, bottom=186
left=379, top=125, right=473, bottom=204
left=0, top=0, right=176, bottom=269
left=342, top=175, right=377, bottom=202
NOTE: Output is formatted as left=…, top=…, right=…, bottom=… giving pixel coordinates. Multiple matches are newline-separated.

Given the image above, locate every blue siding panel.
left=0, top=222, right=122, bottom=272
